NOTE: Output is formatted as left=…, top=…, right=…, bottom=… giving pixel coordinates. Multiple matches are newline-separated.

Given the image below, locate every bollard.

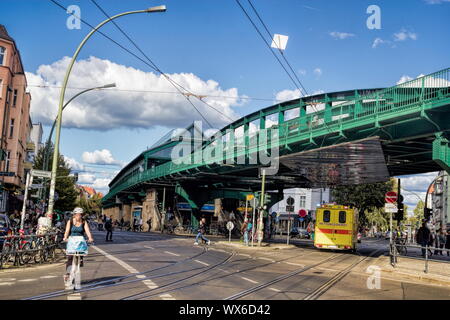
left=425, top=245, right=429, bottom=273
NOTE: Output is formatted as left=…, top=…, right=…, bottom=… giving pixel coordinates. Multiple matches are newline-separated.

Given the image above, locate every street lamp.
left=46, top=6, right=166, bottom=218
left=43, top=83, right=116, bottom=172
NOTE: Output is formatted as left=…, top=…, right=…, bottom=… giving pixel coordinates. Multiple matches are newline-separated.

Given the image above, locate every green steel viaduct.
left=102, top=68, right=450, bottom=226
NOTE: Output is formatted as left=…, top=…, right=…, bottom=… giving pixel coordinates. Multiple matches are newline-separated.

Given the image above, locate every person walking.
left=445, top=229, right=450, bottom=256
left=138, top=217, right=143, bottom=232
left=416, top=221, right=432, bottom=257
left=63, top=207, right=94, bottom=288
left=105, top=216, right=113, bottom=242
left=435, top=229, right=446, bottom=256
left=194, top=217, right=210, bottom=245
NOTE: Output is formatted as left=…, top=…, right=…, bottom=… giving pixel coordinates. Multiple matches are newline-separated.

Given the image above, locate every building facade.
left=432, top=171, right=450, bottom=231
left=0, top=25, right=33, bottom=213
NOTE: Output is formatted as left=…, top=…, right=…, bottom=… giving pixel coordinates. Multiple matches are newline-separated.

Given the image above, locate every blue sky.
left=1, top=0, right=449, bottom=210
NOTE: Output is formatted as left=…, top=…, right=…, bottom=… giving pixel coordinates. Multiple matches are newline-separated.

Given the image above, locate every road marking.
left=218, top=268, right=230, bottom=274
left=18, top=279, right=37, bottom=282
left=285, top=262, right=304, bottom=267
left=0, top=282, right=13, bottom=286
left=164, top=251, right=180, bottom=257
left=241, top=277, right=259, bottom=284
left=144, top=246, right=154, bottom=249
left=210, top=248, right=226, bottom=253
left=91, top=245, right=158, bottom=290
left=159, top=293, right=176, bottom=300
left=269, top=287, right=281, bottom=292
left=194, top=260, right=210, bottom=266
left=67, top=292, right=81, bottom=300
left=40, top=275, right=58, bottom=279
left=0, top=278, right=16, bottom=282
left=238, top=253, right=251, bottom=258
left=258, top=257, right=275, bottom=262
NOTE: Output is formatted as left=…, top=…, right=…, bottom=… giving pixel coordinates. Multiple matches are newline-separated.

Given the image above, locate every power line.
left=246, top=0, right=309, bottom=96
left=49, top=0, right=237, bottom=128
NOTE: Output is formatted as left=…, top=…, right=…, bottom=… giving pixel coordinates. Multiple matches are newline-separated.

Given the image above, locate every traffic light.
left=395, top=195, right=404, bottom=222
left=264, top=193, right=271, bottom=205
left=424, top=207, right=432, bottom=221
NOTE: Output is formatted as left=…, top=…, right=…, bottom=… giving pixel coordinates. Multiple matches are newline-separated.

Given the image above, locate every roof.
left=0, top=25, right=13, bottom=42
left=78, top=185, right=97, bottom=196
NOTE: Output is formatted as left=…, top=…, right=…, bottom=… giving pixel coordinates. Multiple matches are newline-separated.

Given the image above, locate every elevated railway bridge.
left=102, top=68, right=450, bottom=230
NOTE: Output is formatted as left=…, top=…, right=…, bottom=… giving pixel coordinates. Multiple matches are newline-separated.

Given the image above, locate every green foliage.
left=331, top=179, right=395, bottom=227
left=408, top=200, right=425, bottom=229
left=33, top=143, right=77, bottom=212
left=77, top=192, right=102, bottom=218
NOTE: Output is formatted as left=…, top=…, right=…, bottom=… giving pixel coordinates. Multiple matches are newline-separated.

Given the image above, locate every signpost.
left=385, top=191, right=398, bottom=266
left=226, top=221, right=234, bottom=243
left=31, top=169, right=52, bottom=179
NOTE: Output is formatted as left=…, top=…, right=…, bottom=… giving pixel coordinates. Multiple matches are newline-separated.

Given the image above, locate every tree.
left=77, top=191, right=102, bottom=217
left=331, top=179, right=395, bottom=227
left=408, top=200, right=425, bottom=229
left=33, top=144, right=77, bottom=212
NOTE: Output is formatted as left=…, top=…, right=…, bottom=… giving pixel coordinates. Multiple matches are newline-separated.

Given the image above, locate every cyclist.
left=63, top=207, right=94, bottom=288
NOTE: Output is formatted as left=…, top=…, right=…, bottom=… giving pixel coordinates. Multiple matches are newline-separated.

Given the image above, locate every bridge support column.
left=141, top=189, right=160, bottom=231
left=433, top=133, right=450, bottom=173
left=122, top=203, right=131, bottom=222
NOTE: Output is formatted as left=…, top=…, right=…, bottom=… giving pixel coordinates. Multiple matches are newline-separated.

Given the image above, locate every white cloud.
left=92, top=178, right=112, bottom=191
left=396, top=75, right=413, bottom=85
left=329, top=31, right=355, bottom=40
left=393, top=28, right=417, bottom=42
left=298, top=69, right=307, bottom=76
left=82, top=149, right=123, bottom=166
left=424, top=0, right=450, bottom=4
left=64, top=156, right=86, bottom=171
left=313, top=68, right=322, bottom=77
left=26, top=56, right=244, bottom=130
left=275, top=89, right=302, bottom=102
left=372, top=37, right=388, bottom=48
left=400, top=172, right=438, bottom=192
left=78, top=173, right=96, bottom=184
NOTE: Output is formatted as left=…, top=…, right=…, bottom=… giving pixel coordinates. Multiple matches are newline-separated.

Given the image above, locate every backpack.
left=105, top=219, right=112, bottom=229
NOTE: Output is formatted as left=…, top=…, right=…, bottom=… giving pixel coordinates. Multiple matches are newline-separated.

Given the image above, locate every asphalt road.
left=1, top=230, right=449, bottom=300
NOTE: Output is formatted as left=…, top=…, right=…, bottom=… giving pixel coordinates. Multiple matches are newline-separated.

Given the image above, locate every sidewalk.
left=377, top=254, right=450, bottom=287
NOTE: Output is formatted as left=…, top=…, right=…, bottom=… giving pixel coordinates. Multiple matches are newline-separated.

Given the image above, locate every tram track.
left=23, top=245, right=210, bottom=300
left=125, top=248, right=331, bottom=300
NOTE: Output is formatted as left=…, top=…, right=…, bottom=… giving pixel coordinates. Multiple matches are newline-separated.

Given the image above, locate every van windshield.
left=0, top=217, right=7, bottom=228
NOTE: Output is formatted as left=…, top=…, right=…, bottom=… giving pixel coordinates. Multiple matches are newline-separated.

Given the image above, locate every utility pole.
left=257, top=169, right=266, bottom=246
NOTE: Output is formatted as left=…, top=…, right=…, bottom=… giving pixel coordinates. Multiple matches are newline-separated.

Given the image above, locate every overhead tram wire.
left=247, top=0, right=308, bottom=96
left=235, top=0, right=334, bottom=140
left=49, top=0, right=230, bottom=129
left=89, top=0, right=236, bottom=128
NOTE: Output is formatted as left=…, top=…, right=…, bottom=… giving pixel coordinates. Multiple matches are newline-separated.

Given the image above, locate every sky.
left=1, top=0, right=449, bottom=213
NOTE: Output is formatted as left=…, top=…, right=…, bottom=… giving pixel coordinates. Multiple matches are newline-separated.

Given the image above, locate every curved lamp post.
left=43, top=83, right=116, bottom=172
left=47, top=6, right=167, bottom=217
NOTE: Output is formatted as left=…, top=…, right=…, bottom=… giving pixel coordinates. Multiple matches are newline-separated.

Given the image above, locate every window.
left=0, top=79, right=2, bottom=98
left=323, top=210, right=331, bottom=223
left=5, top=151, right=10, bottom=172
left=12, top=89, right=17, bottom=106
left=339, top=211, right=346, bottom=223
left=9, top=118, right=14, bottom=138
left=299, top=195, right=306, bottom=208
left=0, top=47, right=5, bottom=66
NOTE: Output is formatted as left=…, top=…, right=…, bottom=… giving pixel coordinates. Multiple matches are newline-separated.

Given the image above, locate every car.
left=290, top=227, right=310, bottom=239
left=385, top=231, right=392, bottom=240
left=357, top=232, right=362, bottom=243
left=0, top=214, right=12, bottom=248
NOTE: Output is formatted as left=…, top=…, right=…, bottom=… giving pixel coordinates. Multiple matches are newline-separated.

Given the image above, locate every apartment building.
left=0, top=25, right=33, bottom=213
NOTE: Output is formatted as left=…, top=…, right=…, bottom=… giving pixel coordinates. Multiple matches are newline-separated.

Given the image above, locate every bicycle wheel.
left=0, top=244, right=11, bottom=266
left=19, top=242, right=32, bottom=265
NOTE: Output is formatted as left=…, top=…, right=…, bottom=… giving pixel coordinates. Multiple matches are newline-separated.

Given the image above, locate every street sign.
left=226, top=221, right=235, bottom=231
left=31, top=169, right=52, bottom=178
left=286, top=205, right=294, bottom=212
left=384, top=203, right=398, bottom=213
left=299, top=209, right=307, bottom=217
left=385, top=191, right=398, bottom=203
left=30, top=184, right=44, bottom=189
left=286, top=196, right=295, bottom=206
left=0, top=172, right=14, bottom=177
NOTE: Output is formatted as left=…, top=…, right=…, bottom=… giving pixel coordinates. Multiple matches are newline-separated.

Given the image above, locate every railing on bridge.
left=104, top=68, right=450, bottom=203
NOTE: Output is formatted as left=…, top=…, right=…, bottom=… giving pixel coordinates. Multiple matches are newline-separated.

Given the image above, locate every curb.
left=0, top=259, right=65, bottom=274
left=216, top=240, right=297, bottom=250
left=376, top=256, right=450, bottom=287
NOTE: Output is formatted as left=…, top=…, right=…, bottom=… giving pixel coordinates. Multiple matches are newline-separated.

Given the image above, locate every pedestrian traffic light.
left=424, top=207, right=432, bottom=221
left=395, top=195, right=404, bottom=222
